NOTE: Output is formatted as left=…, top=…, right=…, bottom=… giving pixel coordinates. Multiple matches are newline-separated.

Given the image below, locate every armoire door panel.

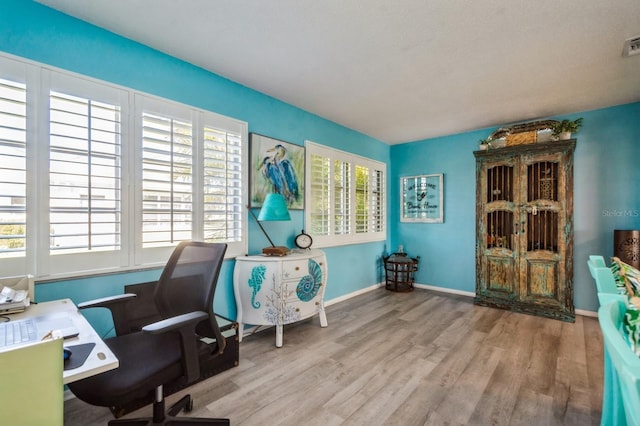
left=486, top=255, right=517, bottom=296
left=522, top=258, right=559, bottom=300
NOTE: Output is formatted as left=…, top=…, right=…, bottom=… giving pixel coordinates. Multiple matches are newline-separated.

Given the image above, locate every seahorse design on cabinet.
left=248, top=264, right=266, bottom=309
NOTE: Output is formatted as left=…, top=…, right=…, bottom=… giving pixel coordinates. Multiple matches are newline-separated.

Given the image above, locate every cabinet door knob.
left=295, top=266, right=300, bottom=271
left=295, top=308, right=300, bottom=312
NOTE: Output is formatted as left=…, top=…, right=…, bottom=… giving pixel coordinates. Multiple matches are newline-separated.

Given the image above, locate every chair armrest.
left=142, top=311, right=208, bottom=383
left=77, top=293, right=137, bottom=336
left=77, top=293, right=137, bottom=309
left=142, top=311, right=208, bottom=334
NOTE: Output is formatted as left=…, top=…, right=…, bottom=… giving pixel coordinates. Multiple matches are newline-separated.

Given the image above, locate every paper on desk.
left=0, top=286, right=28, bottom=304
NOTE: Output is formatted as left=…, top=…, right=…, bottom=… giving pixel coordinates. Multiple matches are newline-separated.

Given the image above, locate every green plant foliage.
left=0, top=224, right=25, bottom=249
left=551, top=118, right=583, bottom=135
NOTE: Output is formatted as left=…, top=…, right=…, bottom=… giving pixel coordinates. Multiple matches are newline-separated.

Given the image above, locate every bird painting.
left=267, top=144, right=299, bottom=203
left=251, top=134, right=304, bottom=209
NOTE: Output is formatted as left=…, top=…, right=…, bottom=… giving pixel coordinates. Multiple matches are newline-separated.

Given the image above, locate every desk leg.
left=276, top=325, right=283, bottom=347
left=237, top=323, right=244, bottom=342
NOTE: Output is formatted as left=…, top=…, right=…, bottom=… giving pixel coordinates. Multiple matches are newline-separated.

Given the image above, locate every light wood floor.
left=64, top=288, right=604, bottom=425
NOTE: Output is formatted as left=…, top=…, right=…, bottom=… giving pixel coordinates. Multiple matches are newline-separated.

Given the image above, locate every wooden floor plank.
left=64, top=288, right=603, bottom=426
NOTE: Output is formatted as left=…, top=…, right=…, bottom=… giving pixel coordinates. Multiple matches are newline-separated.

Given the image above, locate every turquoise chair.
left=599, top=300, right=640, bottom=426
left=588, top=256, right=627, bottom=425
left=589, top=255, right=607, bottom=275
left=593, top=266, right=628, bottom=307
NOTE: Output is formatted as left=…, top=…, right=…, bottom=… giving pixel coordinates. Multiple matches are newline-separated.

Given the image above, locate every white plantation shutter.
left=0, top=76, right=27, bottom=258
left=334, top=160, right=350, bottom=235
left=202, top=124, right=243, bottom=245
left=49, top=91, right=122, bottom=253
left=355, top=165, right=369, bottom=234
left=305, top=141, right=386, bottom=247
left=136, top=95, right=248, bottom=263
left=371, top=169, right=384, bottom=232
left=309, top=153, right=330, bottom=235
left=141, top=111, right=193, bottom=247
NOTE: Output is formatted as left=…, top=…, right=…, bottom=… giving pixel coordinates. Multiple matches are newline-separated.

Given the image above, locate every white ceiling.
left=37, top=0, right=640, bottom=144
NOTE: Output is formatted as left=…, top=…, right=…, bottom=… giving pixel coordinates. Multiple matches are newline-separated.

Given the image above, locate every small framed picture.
left=250, top=133, right=305, bottom=209
left=400, top=174, right=444, bottom=223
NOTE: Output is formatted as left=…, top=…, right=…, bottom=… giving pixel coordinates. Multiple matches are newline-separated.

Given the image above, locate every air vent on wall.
left=622, top=35, right=640, bottom=57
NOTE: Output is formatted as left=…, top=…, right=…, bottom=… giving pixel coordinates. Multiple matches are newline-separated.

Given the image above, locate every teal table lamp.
left=249, top=193, right=291, bottom=256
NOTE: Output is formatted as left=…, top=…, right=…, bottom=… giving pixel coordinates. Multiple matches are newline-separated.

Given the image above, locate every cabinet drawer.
left=284, top=284, right=324, bottom=304
left=284, top=257, right=326, bottom=302
left=282, top=258, right=322, bottom=279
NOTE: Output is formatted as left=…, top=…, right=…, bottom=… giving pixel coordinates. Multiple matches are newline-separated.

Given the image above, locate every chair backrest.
left=599, top=301, right=640, bottom=425
left=588, top=255, right=606, bottom=279
left=587, top=256, right=627, bottom=307
left=0, top=337, right=64, bottom=425
left=154, top=241, right=227, bottom=343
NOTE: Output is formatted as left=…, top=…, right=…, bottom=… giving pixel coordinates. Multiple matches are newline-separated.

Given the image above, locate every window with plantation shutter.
left=309, top=153, right=330, bottom=236
left=0, top=76, right=27, bottom=259
left=355, top=165, right=369, bottom=234
left=135, top=95, right=247, bottom=264
left=141, top=111, right=193, bottom=247
left=202, top=124, right=243, bottom=244
left=371, top=169, right=384, bottom=232
left=49, top=90, right=122, bottom=254
left=305, top=141, right=386, bottom=247
left=334, top=160, right=351, bottom=235
left=0, top=52, right=247, bottom=279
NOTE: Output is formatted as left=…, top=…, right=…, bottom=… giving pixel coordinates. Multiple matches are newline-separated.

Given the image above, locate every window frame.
left=0, top=57, right=29, bottom=276
left=0, top=52, right=248, bottom=280
left=134, top=94, right=248, bottom=266
left=304, top=141, right=386, bottom=248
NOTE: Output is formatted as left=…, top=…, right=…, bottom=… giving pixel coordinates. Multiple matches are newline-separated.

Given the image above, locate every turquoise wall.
left=391, top=103, right=640, bottom=312
left=0, top=0, right=390, bottom=334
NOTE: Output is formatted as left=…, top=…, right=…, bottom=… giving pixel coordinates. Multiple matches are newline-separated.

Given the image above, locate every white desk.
left=2, top=298, right=119, bottom=384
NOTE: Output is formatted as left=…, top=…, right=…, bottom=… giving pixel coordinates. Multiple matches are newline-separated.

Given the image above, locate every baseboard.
left=324, top=282, right=384, bottom=307
left=414, top=283, right=598, bottom=318
left=414, top=283, right=476, bottom=298
left=575, top=308, right=597, bottom=318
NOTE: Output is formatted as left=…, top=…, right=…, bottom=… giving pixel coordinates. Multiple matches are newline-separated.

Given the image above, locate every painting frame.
left=249, top=133, right=305, bottom=210
left=400, top=174, right=444, bottom=223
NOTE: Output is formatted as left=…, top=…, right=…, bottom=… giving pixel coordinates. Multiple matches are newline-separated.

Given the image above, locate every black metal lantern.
left=383, top=252, right=419, bottom=292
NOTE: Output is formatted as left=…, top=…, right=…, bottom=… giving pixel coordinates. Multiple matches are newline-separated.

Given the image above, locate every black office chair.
left=68, top=241, right=230, bottom=425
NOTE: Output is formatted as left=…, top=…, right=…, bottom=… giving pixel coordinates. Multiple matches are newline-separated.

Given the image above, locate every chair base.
left=108, top=393, right=229, bottom=425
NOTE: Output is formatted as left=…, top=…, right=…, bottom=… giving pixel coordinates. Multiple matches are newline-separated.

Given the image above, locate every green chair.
left=599, top=300, right=640, bottom=426
left=0, top=337, right=64, bottom=426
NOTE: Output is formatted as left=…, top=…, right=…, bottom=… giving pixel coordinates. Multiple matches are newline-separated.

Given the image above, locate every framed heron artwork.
left=250, top=133, right=305, bottom=210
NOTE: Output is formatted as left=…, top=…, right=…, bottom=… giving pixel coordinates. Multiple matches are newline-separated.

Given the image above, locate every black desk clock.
left=294, top=230, right=313, bottom=249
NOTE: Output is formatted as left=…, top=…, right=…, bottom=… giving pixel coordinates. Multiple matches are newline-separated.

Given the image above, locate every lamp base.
left=262, top=246, right=290, bottom=256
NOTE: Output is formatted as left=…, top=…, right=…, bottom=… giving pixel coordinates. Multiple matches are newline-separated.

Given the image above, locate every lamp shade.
left=258, top=193, right=291, bottom=221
